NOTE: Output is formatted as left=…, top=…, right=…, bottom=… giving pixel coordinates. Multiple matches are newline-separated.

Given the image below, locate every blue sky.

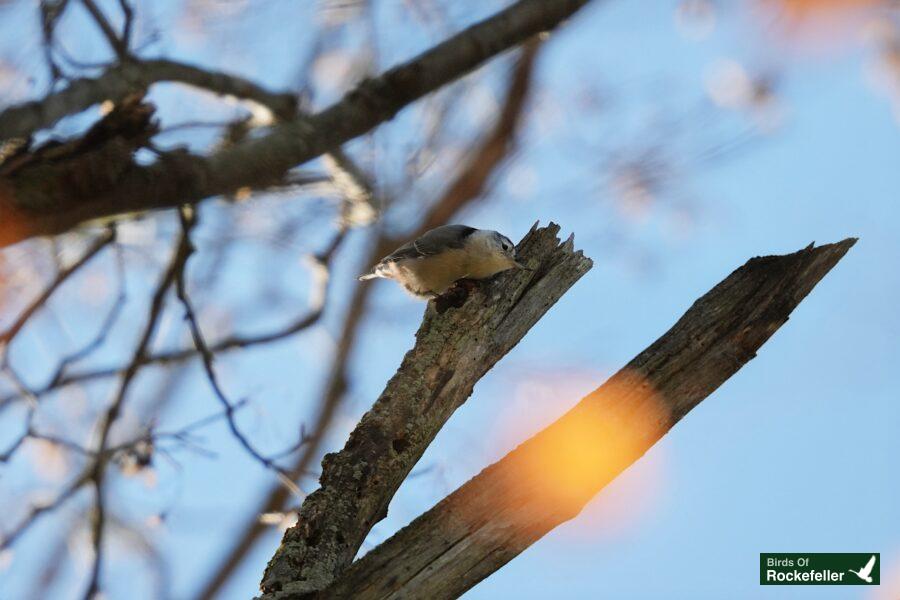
left=0, top=1, right=898, bottom=599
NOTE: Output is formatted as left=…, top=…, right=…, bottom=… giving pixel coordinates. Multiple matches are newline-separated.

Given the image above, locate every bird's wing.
left=861, top=555, right=876, bottom=576
left=384, top=225, right=476, bottom=262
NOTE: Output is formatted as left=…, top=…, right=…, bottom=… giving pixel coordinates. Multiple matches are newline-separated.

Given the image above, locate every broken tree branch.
left=321, top=238, right=856, bottom=600
left=258, top=223, right=592, bottom=597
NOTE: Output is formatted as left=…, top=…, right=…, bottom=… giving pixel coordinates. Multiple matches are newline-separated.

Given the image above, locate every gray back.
left=385, top=225, right=476, bottom=262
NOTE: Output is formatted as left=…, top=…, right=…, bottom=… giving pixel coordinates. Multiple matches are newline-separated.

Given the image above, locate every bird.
left=848, top=555, right=876, bottom=583
left=358, top=224, right=529, bottom=299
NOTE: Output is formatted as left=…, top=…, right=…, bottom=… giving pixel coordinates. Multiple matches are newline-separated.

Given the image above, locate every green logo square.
left=760, top=553, right=880, bottom=585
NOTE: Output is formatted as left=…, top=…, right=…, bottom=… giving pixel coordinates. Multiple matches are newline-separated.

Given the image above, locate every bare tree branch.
left=0, top=57, right=372, bottom=222
left=0, top=0, right=592, bottom=247
left=323, top=150, right=378, bottom=227
left=321, top=238, right=857, bottom=600
left=258, top=223, right=592, bottom=597
left=0, top=58, right=296, bottom=141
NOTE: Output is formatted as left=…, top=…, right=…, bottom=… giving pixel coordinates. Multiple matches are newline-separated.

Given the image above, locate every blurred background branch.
left=0, top=0, right=588, bottom=247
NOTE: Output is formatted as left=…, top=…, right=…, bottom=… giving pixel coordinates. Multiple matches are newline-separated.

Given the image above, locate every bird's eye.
left=501, top=242, right=510, bottom=251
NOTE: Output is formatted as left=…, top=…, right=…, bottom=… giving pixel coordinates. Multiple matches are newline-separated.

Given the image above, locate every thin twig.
left=80, top=0, right=129, bottom=59
left=90, top=224, right=190, bottom=462
left=0, top=228, right=115, bottom=350
left=0, top=230, right=343, bottom=412
left=57, top=217, right=195, bottom=595
left=45, top=238, right=127, bottom=387
left=82, top=477, right=105, bottom=600
left=117, top=0, right=134, bottom=49
left=38, top=0, right=72, bottom=84
left=173, top=206, right=302, bottom=498
left=0, top=469, right=92, bottom=550
left=16, top=396, right=256, bottom=462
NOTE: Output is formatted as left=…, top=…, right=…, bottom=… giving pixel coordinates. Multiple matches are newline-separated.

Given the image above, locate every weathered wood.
left=322, top=238, right=856, bottom=600
left=258, top=224, right=592, bottom=597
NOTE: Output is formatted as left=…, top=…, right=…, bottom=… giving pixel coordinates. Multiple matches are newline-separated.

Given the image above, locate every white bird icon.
left=848, top=555, right=877, bottom=583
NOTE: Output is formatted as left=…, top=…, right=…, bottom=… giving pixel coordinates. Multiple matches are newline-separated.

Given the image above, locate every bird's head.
left=480, top=230, right=531, bottom=271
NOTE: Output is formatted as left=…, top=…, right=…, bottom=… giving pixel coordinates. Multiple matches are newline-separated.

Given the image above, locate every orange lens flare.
left=770, top=0, right=881, bottom=19
left=495, top=370, right=670, bottom=524
left=754, top=0, right=887, bottom=53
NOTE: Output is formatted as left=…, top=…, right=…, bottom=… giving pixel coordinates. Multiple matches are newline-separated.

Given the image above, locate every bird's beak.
left=514, top=260, right=533, bottom=271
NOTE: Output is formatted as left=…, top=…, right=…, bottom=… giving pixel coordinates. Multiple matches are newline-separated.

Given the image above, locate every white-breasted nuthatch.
left=358, top=224, right=529, bottom=298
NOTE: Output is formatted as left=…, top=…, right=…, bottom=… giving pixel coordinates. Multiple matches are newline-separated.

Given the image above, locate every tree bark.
left=318, top=238, right=856, bottom=600
left=0, top=59, right=297, bottom=141
left=0, top=0, right=593, bottom=248
left=259, top=224, right=592, bottom=596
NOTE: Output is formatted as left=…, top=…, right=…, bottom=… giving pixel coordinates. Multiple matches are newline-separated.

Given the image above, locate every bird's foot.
left=433, top=278, right=480, bottom=314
